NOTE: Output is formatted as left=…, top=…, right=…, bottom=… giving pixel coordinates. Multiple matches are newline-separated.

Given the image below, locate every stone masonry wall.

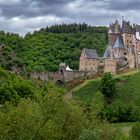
left=104, top=59, right=117, bottom=74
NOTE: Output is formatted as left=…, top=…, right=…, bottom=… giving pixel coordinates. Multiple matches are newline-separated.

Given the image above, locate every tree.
left=99, top=73, right=116, bottom=104
left=0, top=83, right=85, bottom=140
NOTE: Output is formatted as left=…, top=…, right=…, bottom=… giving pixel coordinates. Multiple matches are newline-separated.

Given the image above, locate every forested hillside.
left=0, top=23, right=108, bottom=72
left=1, top=69, right=137, bottom=140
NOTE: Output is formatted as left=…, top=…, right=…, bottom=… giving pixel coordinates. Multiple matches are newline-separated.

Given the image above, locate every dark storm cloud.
left=0, top=0, right=140, bottom=35
left=0, top=0, right=77, bottom=18
left=1, top=0, right=140, bottom=19
left=1, top=0, right=140, bottom=18
left=106, top=0, right=140, bottom=11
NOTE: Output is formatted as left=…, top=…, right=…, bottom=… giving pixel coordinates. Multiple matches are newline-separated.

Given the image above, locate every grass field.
left=71, top=71, right=140, bottom=138
left=110, top=122, right=136, bottom=137
left=73, top=70, right=140, bottom=104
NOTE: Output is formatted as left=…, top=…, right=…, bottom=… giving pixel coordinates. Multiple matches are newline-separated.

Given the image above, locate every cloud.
left=0, top=0, right=140, bottom=35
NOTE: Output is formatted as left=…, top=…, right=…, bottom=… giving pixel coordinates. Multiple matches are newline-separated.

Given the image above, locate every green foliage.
left=78, top=129, right=101, bottom=140
left=78, top=124, right=129, bottom=140
left=99, top=73, right=117, bottom=103
left=103, top=100, right=134, bottom=122
left=0, top=84, right=85, bottom=140
left=0, top=44, right=23, bottom=71
left=74, top=80, right=100, bottom=102
left=74, top=72, right=140, bottom=123
left=0, top=24, right=107, bottom=72
left=130, top=122, right=140, bottom=140
left=0, top=69, right=37, bottom=104
left=0, top=69, right=136, bottom=140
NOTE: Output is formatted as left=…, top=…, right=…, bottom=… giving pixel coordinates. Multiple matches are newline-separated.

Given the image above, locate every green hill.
left=0, top=24, right=107, bottom=72
left=73, top=71, right=140, bottom=122
left=0, top=68, right=135, bottom=140
left=0, top=24, right=140, bottom=140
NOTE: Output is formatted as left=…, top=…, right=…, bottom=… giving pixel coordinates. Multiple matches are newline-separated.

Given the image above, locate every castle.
left=79, top=19, right=140, bottom=74
left=32, top=19, right=140, bottom=84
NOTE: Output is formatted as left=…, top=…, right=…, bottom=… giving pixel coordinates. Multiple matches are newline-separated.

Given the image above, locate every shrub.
left=130, top=122, right=140, bottom=140
left=99, top=73, right=116, bottom=104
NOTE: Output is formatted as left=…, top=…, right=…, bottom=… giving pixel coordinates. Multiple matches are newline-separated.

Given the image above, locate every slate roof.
left=83, top=48, right=98, bottom=59
left=103, top=46, right=115, bottom=58
left=113, top=35, right=125, bottom=49
left=103, top=46, right=111, bottom=58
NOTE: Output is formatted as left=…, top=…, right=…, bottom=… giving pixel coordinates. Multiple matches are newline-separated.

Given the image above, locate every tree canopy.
left=0, top=23, right=108, bottom=72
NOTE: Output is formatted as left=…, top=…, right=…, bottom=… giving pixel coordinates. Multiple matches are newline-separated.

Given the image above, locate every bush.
left=99, top=73, right=116, bottom=104
left=78, top=129, right=101, bottom=140
left=130, top=122, right=140, bottom=140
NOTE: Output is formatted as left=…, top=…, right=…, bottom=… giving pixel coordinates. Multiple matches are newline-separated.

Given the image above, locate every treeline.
left=40, top=23, right=107, bottom=34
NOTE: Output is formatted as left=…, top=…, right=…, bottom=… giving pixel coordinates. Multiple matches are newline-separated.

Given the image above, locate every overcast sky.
left=0, top=0, right=140, bottom=36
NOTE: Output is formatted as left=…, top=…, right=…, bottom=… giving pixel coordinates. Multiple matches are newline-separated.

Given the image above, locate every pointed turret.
left=114, top=20, right=120, bottom=33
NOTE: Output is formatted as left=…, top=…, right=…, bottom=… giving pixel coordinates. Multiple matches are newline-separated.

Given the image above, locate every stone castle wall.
left=31, top=72, right=64, bottom=83
left=79, top=58, right=98, bottom=73
left=122, top=33, right=133, bottom=48
left=104, top=59, right=117, bottom=74
left=31, top=70, right=97, bottom=84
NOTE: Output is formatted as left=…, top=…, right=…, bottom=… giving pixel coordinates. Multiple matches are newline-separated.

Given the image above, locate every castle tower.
left=112, top=35, right=125, bottom=59
left=59, top=63, right=66, bottom=74
left=114, top=20, right=120, bottom=33
left=108, top=20, right=121, bottom=47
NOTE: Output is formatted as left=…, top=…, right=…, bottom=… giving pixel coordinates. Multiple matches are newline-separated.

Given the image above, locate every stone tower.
left=59, top=63, right=66, bottom=74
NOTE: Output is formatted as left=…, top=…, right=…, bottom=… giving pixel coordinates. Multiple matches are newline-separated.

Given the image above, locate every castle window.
left=130, top=41, right=132, bottom=44
left=129, top=35, right=131, bottom=37
left=127, top=40, right=129, bottom=43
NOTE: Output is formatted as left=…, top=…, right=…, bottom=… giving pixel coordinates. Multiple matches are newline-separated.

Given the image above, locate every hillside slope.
left=0, top=24, right=108, bottom=72
left=73, top=70, right=140, bottom=122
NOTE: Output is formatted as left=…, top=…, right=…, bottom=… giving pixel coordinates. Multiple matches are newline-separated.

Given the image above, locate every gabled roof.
left=83, top=48, right=98, bottom=59
left=113, top=35, right=125, bottom=49
left=108, top=33, right=120, bottom=47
